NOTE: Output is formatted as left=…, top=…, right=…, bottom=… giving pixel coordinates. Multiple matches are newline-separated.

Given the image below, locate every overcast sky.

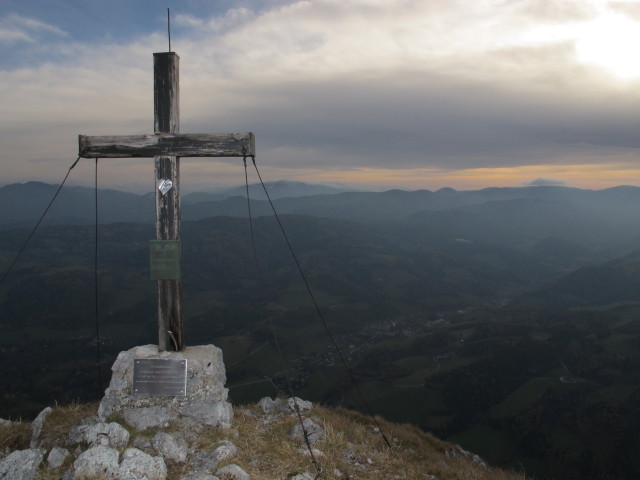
left=2, top=0, right=640, bottom=192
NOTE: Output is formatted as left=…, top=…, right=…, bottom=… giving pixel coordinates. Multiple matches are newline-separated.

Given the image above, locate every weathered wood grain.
left=81, top=52, right=256, bottom=352
left=78, top=133, right=255, bottom=158
left=155, top=52, right=179, bottom=135
left=154, top=52, right=182, bottom=352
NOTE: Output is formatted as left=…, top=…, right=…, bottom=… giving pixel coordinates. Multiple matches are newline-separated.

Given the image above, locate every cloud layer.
left=1, top=0, right=640, bottom=191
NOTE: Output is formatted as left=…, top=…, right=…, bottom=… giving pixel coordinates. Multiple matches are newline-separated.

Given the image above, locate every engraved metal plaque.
left=149, top=240, right=181, bottom=280
left=132, top=358, right=187, bottom=396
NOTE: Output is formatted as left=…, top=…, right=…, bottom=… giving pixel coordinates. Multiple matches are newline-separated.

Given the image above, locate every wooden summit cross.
left=78, top=52, right=255, bottom=352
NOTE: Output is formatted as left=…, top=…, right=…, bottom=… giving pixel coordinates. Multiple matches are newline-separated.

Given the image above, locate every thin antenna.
left=167, top=8, right=172, bottom=52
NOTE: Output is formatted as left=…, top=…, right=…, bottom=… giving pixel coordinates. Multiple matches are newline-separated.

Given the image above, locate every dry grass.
left=0, top=420, right=31, bottom=452
left=227, top=404, right=528, bottom=480
left=39, top=401, right=101, bottom=445
left=17, top=401, right=528, bottom=480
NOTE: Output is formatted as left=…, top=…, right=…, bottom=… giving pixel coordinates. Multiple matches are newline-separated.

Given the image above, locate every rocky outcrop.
left=0, top=449, right=44, bottom=480
left=0, top=393, right=505, bottom=480
left=446, top=445, right=488, bottom=469
left=0, top=393, right=330, bottom=480
left=151, top=432, right=189, bottom=462
left=47, top=446, right=69, bottom=469
left=68, top=421, right=130, bottom=448
left=30, top=406, right=52, bottom=448
left=0, top=406, right=245, bottom=480
left=73, top=445, right=121, bottom=479
left=71, top=444, right=169, bottom=480
left=118, top=448, right=168, bottom=480
left=0, top=343, right=243, bottom=480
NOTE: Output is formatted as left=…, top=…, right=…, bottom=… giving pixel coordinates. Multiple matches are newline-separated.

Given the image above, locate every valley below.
left=2, top=181, right=640, bottom=479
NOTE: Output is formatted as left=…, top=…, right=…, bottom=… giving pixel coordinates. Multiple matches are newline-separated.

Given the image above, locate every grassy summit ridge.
left=2, top=401, right=527, bottom=480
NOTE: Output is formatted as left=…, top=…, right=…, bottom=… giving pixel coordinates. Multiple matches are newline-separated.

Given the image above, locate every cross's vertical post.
left=79, top=51, right=255, bottom=353
left=154, top=52, right=183, bottom=351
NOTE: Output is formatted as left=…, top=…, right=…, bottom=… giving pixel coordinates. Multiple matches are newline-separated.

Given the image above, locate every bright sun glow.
left=574, top=11, right=640, bottom=79
left=523, top=6, right=640, bottom=80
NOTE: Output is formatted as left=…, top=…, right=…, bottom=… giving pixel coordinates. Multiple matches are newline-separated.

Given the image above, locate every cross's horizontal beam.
left=79, top=133, right=255, bottom=158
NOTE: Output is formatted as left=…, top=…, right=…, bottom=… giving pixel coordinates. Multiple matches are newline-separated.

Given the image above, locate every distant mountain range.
left=0, top=180, right=350, bottom=228
left=3, top=181, right=640, bottom=262
left=3, top=180, right=640, bottom=320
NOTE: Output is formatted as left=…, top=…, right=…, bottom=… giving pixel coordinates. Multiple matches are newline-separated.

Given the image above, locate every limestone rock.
left=124, top=406, right=172, bottom=431
left=118, top=447, right=167, bottom=480
left=73, top=445, right=119, bottom=479
left=290, top=418, right=324, bottom=445
left=190, top=450, right=220, bottom=472
left=47, top=446, right=69, bottom=469
left=30, top=406, right=52, bottom=448
left=180, top=441, right=236, bottom=478
left=215, top=464, right=250, bottom=480
left=0, top=449, right=44, bottom=480
left=287, top=397, right=313, bottom=414
left=152, top=432, right=188, bottom=462
left=257, top=396, right=287, bottom=415
left=212, top=440, right=237, bottom=463
left=68, top=422, right=130, bottom=448
left=182, top=399, right=233, bottom=428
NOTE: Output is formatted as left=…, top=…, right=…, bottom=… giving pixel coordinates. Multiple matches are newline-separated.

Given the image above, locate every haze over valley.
left=2, top=180, right=640, bottom=479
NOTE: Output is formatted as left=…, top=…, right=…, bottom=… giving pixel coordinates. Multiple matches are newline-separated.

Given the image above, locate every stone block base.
left=98, top=345, right=233, bottom=430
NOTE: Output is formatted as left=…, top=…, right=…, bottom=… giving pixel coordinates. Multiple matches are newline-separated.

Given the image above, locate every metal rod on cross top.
left=78, top=51, right=255, bottom=351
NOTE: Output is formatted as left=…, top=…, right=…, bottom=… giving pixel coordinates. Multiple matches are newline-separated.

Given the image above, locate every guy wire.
left=0, top=157, right=80, bottom=289
left=243, top=156, right=323, bottom=477
left=95, top=158, right=104, bottom=394
left=249, top=156, right=393, bottom=450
